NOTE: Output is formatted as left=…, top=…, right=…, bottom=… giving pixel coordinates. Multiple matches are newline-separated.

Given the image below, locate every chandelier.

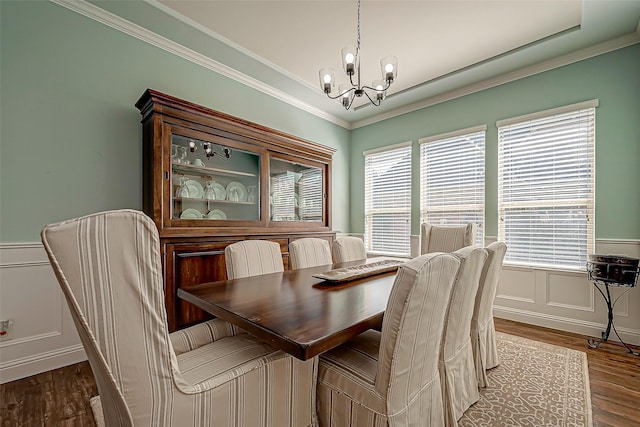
left=318, top=0, right=397, bottom=110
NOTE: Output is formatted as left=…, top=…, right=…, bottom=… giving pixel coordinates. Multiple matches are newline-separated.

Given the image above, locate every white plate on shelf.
left=206, top=209, right=227, bottom=220
left=185, top=180, right=203, bottom=198
left=226, top=181, right=248, bottom=202
left=210, top=182, right=226, bottom=200
left=180, top=208, right=203, bottom=219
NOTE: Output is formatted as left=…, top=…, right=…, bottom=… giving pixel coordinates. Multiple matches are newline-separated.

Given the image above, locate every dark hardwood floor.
left=1, top=360, right=97, bottom=426
left=1, top=318, right=639, bottom=426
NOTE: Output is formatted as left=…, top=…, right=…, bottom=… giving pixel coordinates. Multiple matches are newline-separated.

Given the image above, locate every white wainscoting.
left=1, top=238, right=639, bottom=383
left=487, top=237, right=640, bottom=346
left=0, top=244, right=85, bottom=384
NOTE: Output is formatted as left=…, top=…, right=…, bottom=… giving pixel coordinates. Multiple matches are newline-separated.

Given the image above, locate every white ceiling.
left=100, top=0, right=640, bottom=127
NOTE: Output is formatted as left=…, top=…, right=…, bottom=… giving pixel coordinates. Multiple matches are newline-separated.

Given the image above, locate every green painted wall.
left=2, top=1, right=638, bottom=243
left=0, top=1, right=351, bottom=242
left=349, top=44, right=640, bottom=240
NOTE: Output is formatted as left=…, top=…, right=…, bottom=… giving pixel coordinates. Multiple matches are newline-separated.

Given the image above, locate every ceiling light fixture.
left=319, top=0, right=397, bottom=110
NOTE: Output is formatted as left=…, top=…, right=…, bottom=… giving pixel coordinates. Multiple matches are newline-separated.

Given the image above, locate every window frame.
left=363, top=141, right=412, bottom=256
left=497, top=100, right=597, bottom=271
left=419, top=125, right=486, bottom=246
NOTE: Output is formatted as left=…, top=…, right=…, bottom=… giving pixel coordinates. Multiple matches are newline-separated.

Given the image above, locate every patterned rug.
left=460, top=332, right=592, bottom=426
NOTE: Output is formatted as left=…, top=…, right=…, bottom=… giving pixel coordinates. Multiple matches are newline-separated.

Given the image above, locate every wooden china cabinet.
left=136, top=89, right=336, bottom=331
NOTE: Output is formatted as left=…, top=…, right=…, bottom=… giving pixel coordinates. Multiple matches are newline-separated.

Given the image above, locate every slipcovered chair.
left=317, top=252, right=461, bottom=426
left=471, top=241, right=508, bottom=388
left=289, top=238, right=333, bottom=269
left=225, top=239, right=284, bottom=279
left=420, top=223, right=477, bottom=254
left=440, top=246, right=488, bottom=426
left=41, top=210, right=317, bottom=426
left=331, top=236, right=366, bottom=263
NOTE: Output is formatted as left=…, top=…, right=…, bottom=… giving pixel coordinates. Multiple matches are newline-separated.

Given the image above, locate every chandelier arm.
left=349, top=73, right=358, bottom=87
left=325, top=86, right=356, bottom=100
left=345, top=91, right=357, bottom=110
left=361, top=79, right=392, bottom=93
left=363, top=90, right=382, bottom=107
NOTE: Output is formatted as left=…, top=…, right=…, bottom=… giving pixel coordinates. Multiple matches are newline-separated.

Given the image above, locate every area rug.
left=459, top=332, right=592, bottom=426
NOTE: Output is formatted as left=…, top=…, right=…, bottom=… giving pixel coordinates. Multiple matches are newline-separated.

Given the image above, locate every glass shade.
left=372, top=79, right=386, bottom=101
left=318, top=67, right=335, bottom=94
left=380, top=56, right=398, bottom=83
left=339, top=84, right=351, bottom=108
left=341, top=45, right=358, bottom=75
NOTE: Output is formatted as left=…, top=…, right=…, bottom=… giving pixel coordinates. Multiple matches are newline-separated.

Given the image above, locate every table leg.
left=587, top=282, right=639, bottom=356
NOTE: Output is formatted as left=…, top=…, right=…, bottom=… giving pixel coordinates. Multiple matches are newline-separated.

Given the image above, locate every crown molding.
left=47, top=1, right=640, bottom=132
left=351, top=31, right=640, bottom=129
left=49, top=0, right=350, bottom=129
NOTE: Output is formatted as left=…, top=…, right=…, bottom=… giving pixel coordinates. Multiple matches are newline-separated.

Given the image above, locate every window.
left=497, top=100, right=596, bottom=270
left=364, top=142, right=412, bottom=256
left=419, top=126, right=486, bottom=245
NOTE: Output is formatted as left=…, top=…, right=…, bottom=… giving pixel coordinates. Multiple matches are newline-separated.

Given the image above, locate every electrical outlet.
left=0, top=320, right=13, bottom=341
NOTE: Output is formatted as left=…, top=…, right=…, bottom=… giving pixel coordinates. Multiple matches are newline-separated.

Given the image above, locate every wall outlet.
left=0, top=320, right=13, bottom=341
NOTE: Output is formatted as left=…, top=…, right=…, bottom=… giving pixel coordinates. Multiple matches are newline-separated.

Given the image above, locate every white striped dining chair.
left=224, top=239, right=284, bottom=279
left=471, top=241, right=508, bottom=388
left=316, top=252, right=461, bottom=426
left=42, top=210, right=317, bottom=427
left=440, top=246, right=488, bottom=426
left=331, top=236, right=367, bottom=263
left=420, top=223, right=477, bottom=254
left=289, top=237, right=333, bottom=269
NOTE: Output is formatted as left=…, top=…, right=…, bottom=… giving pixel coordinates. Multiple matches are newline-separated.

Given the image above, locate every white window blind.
left=364, top=143, right=411, bottom=256
left=419, top=127, right=485, bottom=245
left=498, top=104, right=596, bottom=270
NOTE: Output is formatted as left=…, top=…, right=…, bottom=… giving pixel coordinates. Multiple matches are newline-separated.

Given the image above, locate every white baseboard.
left=0, top=344, right=87, bottom=384
left=494, top=305, right=640, bottom=346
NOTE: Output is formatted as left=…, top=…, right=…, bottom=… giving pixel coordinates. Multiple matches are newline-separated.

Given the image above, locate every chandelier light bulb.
left=345, top=53, right=355, bottom=64
left=372, top=79, right=386, bottom=101
left=381, top=56, right=398, bottom=83
left=341, top=45, right=357, bottom=75
left=318, top=67, right=335, bottom=94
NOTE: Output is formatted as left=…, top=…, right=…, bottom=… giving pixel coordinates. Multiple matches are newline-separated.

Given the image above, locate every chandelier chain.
left=357, top=0, right=361, bottom=52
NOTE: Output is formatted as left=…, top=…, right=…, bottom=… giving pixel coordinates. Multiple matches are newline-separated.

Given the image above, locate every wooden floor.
left=1, top=318, right=639, bottom=426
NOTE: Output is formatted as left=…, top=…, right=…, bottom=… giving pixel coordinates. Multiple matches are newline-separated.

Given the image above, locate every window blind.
left=419, top=128, right=485, bottom=245
left=498, top=106, right=595, bottom=270
left=299, top=168, right=323, bottom=221
left=364, top=143, right=412, bottom=256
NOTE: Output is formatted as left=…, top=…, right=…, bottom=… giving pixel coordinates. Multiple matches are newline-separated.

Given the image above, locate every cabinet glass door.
left=270, top=157, right=324, bottom=222
left=171, top=135, right=260, bottom=221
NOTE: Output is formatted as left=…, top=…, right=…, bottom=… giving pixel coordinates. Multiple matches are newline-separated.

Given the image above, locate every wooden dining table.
left=177, top=258, right=404, bottom=361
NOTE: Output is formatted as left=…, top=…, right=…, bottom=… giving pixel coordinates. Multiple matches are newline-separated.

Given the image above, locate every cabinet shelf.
left=174, top=197, right=256, bottom=205
left=173, top=163, right=257, bottom=178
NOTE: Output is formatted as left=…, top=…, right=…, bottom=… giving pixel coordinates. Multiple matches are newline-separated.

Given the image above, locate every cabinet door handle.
left=164, top=171, right=169, bottom=180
